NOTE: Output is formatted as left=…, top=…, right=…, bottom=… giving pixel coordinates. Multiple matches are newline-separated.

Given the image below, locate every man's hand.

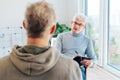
left=80, top=59, right=93, bottom=67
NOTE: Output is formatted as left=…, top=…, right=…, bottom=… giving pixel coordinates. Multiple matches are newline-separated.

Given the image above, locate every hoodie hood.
left=10, top=45, right=60, bottom=76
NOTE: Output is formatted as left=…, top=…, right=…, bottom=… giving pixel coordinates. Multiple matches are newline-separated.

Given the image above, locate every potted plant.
left=51, top=22, right=71, bottom=46
left=52, top=22, right=71, bottom=38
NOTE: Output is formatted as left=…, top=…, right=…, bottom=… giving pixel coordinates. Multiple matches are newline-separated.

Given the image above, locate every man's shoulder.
left=59, top=31, right=71, bottom=35
left=47, top=47, right=79, bottom=67
left=58, top=32, right=71, bottom=38
left=0, top=56, right=9, bottom=62
left=59, top=55, right=79, bottom=67
left=0, top=56, right=10, bottom=68
left=82, top=35, right=91, bottom=41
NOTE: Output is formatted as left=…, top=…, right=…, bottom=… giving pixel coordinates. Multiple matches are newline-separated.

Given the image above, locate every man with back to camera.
left=0, top=1, right=82, bottom=80
left=54, top=13, right=97, bottom=80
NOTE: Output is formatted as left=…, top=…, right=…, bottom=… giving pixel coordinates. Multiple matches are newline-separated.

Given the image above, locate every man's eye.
left=78, top=24, right=82, bottom=26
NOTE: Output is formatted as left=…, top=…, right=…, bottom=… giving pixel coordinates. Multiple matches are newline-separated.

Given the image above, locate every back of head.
left=73, top=13, right=87, bottom=24
left=25, top=1, right=56, bottom=38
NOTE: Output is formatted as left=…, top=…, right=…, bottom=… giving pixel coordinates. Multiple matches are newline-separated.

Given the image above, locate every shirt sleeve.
left=85, top=39, right=97, bottom=65
left=53, top=34, right=63, bottom=54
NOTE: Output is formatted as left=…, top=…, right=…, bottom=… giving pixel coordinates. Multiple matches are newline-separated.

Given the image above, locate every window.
left=85, top=0, right=100, bottom=59
left=108, top=0, right=120, bottom=70
left=84, top=0, right=120, bottom=77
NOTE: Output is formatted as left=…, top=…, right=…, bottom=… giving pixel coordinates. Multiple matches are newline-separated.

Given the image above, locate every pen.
left=75, top=51, right=78, bottom=54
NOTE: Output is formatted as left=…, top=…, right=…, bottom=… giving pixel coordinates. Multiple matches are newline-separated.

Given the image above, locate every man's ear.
left=50, top=24, right=56, bottom=34
left=23, top=20, right=27, bottom=29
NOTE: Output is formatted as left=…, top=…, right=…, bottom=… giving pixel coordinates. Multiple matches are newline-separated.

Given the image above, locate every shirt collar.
left=71, top=31, right=83, bottom=37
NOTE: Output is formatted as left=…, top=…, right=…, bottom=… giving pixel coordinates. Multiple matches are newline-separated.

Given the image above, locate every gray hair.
left=73, top=13, right=87, bottom=23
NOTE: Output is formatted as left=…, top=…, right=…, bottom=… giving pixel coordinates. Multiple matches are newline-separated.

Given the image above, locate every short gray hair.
left=73, top=13, right=87, bottom=23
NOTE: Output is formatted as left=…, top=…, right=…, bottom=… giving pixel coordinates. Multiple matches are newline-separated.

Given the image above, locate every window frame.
left=84, top=0, right=120, bottom=78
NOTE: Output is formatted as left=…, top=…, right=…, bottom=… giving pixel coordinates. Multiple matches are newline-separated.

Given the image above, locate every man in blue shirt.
left=54, top=13, right=97, bottom=80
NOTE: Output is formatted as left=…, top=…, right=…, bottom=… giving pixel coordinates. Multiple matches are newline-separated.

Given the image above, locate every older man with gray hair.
left=54, top=13, right=97, bottom=80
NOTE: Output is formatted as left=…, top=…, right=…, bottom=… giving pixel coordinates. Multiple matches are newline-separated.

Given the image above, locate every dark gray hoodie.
left=0, top=45, right=81, bottom=80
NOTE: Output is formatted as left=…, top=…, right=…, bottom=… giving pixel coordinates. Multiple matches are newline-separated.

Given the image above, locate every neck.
left=71, top=31, right=82, bottom=37
left=27, top=37, right=50, bottom=47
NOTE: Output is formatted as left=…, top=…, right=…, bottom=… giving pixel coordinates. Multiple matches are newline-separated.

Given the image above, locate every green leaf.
left=52, top=22, right=71, bottom=37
